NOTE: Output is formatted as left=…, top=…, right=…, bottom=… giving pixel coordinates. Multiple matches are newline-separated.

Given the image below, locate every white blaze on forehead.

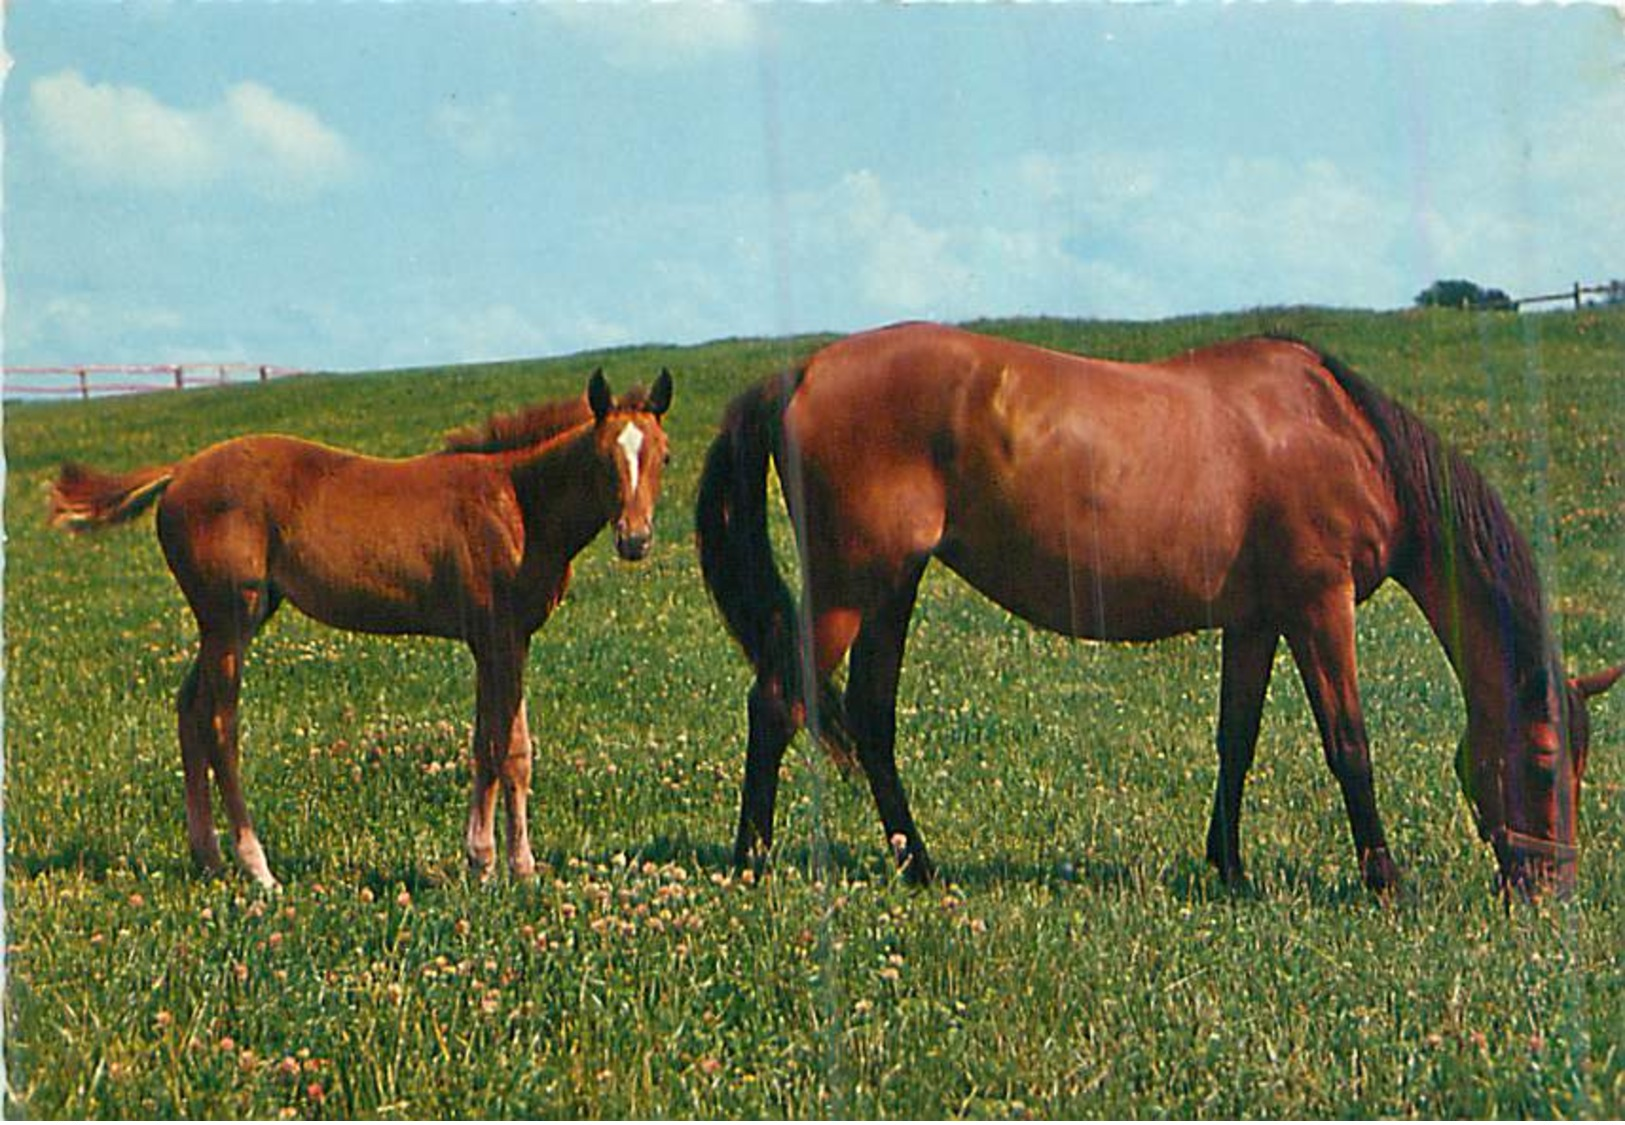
left=616, top=421, right=645, bottom=494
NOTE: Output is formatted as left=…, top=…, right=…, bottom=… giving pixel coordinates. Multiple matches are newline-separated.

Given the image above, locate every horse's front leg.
left=467, top=634, right=534, bottom=879
left=1287, top=587, right=1403, bottom=894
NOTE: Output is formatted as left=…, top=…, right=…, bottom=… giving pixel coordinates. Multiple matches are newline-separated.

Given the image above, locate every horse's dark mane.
left=1284, top=336, right=1554, bottom=698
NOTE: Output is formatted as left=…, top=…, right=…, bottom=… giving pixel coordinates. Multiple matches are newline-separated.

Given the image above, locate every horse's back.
left=785, top=324, right=1401, bottom=638
left=159, top=434, right=520, bottom=636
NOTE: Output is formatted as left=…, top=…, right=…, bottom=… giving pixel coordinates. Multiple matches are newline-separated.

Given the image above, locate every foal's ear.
left=649, top=368, right=674, bottom=418
left=587, top=368, right=613, bottom=423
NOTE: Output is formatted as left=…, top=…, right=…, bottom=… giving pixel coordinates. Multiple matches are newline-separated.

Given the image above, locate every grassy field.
left=4, top=307, right=1623, bottom=1118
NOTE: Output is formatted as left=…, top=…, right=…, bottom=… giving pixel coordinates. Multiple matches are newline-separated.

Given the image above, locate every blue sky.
left=5, top=3, right=1623, bottom=374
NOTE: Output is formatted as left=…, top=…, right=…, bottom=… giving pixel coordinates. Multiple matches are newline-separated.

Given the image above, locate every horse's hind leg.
left=731, top=606, right=863, bottom=877
left=732, top=677, right=799, bottom=875
left=846, top=568, right=934, bottom=884
left=1286, top=587, right=1402, bottom=893
left=1204, top=626, right=1278, bottom=885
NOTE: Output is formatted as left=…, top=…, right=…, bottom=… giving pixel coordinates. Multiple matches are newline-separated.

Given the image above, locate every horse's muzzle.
left=1495, top=829, right=1578, bottom=902
left=615, top=522, right=653, bottom=562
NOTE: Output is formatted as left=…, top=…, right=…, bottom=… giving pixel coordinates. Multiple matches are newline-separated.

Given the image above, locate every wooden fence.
left=1514, top=281, right=1623, bottom=311
left=2, top=363, right=302, bottom=401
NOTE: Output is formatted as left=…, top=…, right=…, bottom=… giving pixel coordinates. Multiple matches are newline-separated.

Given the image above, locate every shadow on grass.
left=7, top=842, right=124, bottom=882
left=607, top=834, right=1389, bottom=909
left=535, top=831, right=1387, bottom=909
left=10, top=832, right=1384, bottom=913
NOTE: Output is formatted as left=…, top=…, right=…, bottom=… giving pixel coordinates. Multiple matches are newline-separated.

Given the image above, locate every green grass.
left=5, top=307, right=1624, bottom=1118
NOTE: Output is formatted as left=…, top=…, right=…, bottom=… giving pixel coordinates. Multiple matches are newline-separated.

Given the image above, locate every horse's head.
left=1460, top=662, right=1621, bottom=898
left=587, top=367, right=673, bottom=561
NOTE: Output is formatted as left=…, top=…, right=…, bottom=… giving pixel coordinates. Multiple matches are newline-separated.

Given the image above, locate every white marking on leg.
left=617, top=422, right=645, bottom=495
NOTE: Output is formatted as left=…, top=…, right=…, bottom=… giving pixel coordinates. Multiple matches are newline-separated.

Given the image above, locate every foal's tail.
left=695, top=372, right=861, bottom=775
left=49, top=461, right=175, bottom=532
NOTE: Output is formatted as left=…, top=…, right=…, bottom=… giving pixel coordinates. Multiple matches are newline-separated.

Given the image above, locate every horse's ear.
left=649, top=368, right=674, bottom=418
left=1570, top=663, right=1625, bottom=700
left=587, top=368, right=612, bottom=423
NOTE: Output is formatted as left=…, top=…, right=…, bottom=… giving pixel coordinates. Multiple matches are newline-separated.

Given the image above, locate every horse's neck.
left=1398, top=552, right=1538, bottom=731
left=507, top=426, right=607, bottom=557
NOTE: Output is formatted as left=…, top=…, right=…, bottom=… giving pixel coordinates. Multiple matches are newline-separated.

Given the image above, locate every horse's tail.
left=695, top=371, right=862, bottom=776
left=49, top=461, right=176, bottom=532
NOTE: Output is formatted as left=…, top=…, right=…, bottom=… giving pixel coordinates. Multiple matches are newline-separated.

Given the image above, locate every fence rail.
left=1514, top=281, right=1623, bottom=310
left=3, top=362, right=302, bottom=401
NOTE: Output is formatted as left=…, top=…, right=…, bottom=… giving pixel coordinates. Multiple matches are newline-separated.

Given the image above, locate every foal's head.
left=587, top=368, right=673, bottom=561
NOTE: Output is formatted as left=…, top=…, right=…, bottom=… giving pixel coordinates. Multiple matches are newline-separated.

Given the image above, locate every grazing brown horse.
left=51, top=369, right=672, bottom=889
left=697, top=321, right=1619, bottom=897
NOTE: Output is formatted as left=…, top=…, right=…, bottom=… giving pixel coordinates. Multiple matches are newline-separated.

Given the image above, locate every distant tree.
left=1415, top=279, right=1515, bottom=311
left=1605, top=279, right=1625, bottom=306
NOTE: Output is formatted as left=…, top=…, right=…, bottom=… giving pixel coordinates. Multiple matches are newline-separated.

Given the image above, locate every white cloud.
left=826, top=170, right=974, bottom=312
left=225, top=82, right=354, bottom=192
left=29, top=69, right=356, bottom=197
left=431, top=93, right=521, bottom=163
left=542, top=3, right=761, bottom=69
left=30, top=70, right=219, bottom=189
left=406, top=302, right=634, bottom=367
left=775, top=166, right=1171, bottom=325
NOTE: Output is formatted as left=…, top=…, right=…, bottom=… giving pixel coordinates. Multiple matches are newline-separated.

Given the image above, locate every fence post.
left=1573, top=282, right=1582, bottom=310
left=78, top=369, right=89, bottom=401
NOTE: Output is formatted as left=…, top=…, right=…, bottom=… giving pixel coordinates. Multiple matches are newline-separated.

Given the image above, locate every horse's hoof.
left=1361, top=848, right=1403, bottom=895
left=896, top=846, right=935, bottom=887
left=1206, top=850, right=1247, bottom=888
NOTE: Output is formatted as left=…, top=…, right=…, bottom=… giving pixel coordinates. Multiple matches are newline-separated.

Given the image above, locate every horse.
left=50, top=368, right=673, bottom=889
left=696, top=321, right=1620, bottom=898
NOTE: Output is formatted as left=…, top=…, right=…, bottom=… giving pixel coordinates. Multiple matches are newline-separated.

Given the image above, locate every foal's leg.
left=185, top=621, right=278, bottom=889
left=1204, top=626, right=1278, bottom=885
left=846, top=569, right=934, bottom=884
left=467, top=635, right=534, bottom=878
left=178, top=660, right=225, bottom=873
left=1286, top=588, right=1402, bottom=893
